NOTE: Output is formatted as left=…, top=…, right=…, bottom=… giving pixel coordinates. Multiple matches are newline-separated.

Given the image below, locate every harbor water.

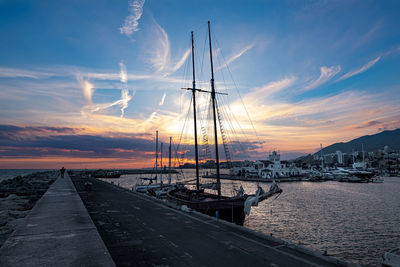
left=107, top=169, right=400, bottom=266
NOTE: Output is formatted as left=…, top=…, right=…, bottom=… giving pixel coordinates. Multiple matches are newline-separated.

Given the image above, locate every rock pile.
left=0, top=171, right=58, bottom=247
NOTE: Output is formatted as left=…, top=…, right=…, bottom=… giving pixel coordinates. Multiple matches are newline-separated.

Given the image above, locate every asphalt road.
left=72, top=175, right=347, bottom=267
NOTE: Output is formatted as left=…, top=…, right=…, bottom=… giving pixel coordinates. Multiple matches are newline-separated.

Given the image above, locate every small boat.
left=134, top=131, right=162, bottom=193
left=383, top=247, right=400, bottom=267
left=371, top=176, right=384, bottom=183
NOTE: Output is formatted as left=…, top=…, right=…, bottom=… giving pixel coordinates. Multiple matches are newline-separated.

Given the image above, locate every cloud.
left=118, top=62, right=133, bottom=117
left=0, top=67, right=53, bottom=79
left=148, top=21, right=170, bottom=73
left=244, top=76, right=296, bottom=102
left=170, top=48, right=191, bottom=73
left=338, top=56, right=381, bottom=81
left=216, top=44, right=254, bottom=71
left=78, top=62, right=134, bottom=117
left=77, top=74, right=95, bottom=104
left=159, top=92, right=166, bottom=106
left=120, top=0, right=145, bottom=37
left=354, top=120, right=381, bottom=129
left=0, top=124, right=155, bottom=158
left=146, top=19, right=190, bottom=76
left=119, top=61, right=128, bottom=83
left=303, top=65, right=341, bottom=91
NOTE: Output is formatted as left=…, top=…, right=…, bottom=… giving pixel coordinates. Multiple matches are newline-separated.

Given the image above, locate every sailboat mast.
left=208, top=21, right=221, bottom=198
left=168, top=136, right=172, bottom=184
left=155, top=130, right=158, bottom=183
left=191, top=31, right=200, bottom=190
left=160, top=142, right=163, bottom=183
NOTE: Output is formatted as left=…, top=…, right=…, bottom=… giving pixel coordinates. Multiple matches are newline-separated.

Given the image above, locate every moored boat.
left=167, top=21, right=282, bottom=225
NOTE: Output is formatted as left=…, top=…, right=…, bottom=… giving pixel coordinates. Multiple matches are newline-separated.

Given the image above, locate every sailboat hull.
left=167, top=188, right=246, bottom=225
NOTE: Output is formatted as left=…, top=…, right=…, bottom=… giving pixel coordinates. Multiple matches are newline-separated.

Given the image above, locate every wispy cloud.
left=120, top=0, right=145, bottom=37
left=118, top=61, right=134, bottom=117
left=170, top=48, right=191, bottom=73
left=245, top=76, right=296, bottom=102
left=148, top=21, right=170, bottom=73
left=146, top=19, right=190, bottom=76
left=159, top=92, right=166, bottom=106
left=0, top=67, right=53, bottom=79
left=77, top=74, right=95, bottom=104
left=119, top=61, right=128, bottom=83
left=338, top=56, right=381, bottom=81
left=216, top=44, right=254, bottom=71
left=78, top=62, right=134, bottom=117
left=303, top=65, right=341, bottom=91
left=354, top=120, right=381, bottom=129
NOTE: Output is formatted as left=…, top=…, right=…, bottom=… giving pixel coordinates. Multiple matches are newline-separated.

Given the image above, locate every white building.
left=230, top=151, right=301, bottom=179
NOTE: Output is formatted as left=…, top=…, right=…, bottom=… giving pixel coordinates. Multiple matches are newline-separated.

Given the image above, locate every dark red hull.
left=167, top=188, right=246, bottom=225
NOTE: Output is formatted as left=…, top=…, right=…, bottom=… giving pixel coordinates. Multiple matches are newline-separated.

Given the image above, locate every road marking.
left=169, top=241, right=178, bottom=248
left=123, top=188, right=326, bottom=266
left=183, top=252, right=192, bottom=258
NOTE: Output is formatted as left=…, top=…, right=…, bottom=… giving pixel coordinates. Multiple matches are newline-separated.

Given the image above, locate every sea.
left=106, top=169, right=400, bottom=266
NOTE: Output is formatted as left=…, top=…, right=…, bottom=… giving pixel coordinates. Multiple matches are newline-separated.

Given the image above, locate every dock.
left=0, top=170, right=353, bottom=266
left=0, top=173, right=115, bottom=266
left=72, top=174, right=351, bottom=266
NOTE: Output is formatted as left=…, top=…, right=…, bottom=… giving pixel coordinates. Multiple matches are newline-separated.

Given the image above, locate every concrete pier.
left=72, top=175, right=352, bottom=267
left=0, top=173, right=115, bottom=266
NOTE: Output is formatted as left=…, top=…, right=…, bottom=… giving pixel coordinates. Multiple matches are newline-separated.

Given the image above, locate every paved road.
left=72, top=175, right=349, bottom=267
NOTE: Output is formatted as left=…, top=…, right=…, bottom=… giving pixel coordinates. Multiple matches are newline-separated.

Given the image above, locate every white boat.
left=383, top=247, right=400, bottom=267
left=135, top=183, right=162, bottom=193
left=371, top=176, right=384, bottom=183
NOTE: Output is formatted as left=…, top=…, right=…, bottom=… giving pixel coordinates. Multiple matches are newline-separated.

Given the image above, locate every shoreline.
left=0, top=171, right=58, bottom=247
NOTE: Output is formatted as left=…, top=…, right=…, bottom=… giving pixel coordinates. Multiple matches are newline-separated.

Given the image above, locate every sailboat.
left=135, top=131, right=164, bottom=193
left=167, top=21, right=282, bottom=225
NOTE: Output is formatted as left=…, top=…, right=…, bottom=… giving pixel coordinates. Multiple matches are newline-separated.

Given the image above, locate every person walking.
left=60, top=167, right=66, bottom=178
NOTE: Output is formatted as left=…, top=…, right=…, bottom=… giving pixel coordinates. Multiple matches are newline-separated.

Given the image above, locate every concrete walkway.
left=73, top=176, right=351, bottom=267
left=0, top=172, right=115, bottom=267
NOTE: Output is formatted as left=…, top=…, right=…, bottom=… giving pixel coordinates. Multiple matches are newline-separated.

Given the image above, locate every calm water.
left=104, top=170, right=400, bottom=266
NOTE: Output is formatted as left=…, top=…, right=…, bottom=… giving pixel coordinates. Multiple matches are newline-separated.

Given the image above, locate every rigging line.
left=180, top=34, right=192, bottom=116
left=176, top=96, right=193, bottom=153
left=217, top=94, right=252, bottom=159
left=179, top=59, right=188, bottom=116
left=205, top=98, right=213, bottom=162
left=216, top=95, right=236, bottom=159
left=174, top=95, right=193, bottom=181
left=198, top=27, right=208, bottom=90
left=211, top=37, right=253, bottom=152
left=172, top=142, right=185, bottom=180
left=212, top=29, right=265, bottom=155
left=217, top=95, right=246, bottom=166
left=211, top=30, right=254, bottom=159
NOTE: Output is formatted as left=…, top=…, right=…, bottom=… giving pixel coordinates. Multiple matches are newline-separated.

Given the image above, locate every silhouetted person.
left=60, top=167, right=66, bottom=178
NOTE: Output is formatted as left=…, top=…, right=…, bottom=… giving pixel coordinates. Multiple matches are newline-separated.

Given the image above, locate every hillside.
left=316, top=128, right=400, bottom=155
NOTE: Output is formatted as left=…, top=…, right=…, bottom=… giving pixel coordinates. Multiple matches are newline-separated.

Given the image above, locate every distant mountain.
left=316, top=128, right=400, bottom=155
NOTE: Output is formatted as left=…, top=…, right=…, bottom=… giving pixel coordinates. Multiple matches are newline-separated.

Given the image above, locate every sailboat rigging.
left=167, top=21, right=282, bottom=225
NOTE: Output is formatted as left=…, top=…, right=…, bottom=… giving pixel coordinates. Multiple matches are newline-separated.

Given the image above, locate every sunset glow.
left=1, top=1, right=400, bottom=168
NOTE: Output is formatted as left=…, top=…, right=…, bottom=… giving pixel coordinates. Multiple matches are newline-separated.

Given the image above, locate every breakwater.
left=71, top=172, right=350, bottom=266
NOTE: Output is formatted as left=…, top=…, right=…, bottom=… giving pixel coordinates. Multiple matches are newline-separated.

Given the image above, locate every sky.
left=1, top=0, right=400, bottom=169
